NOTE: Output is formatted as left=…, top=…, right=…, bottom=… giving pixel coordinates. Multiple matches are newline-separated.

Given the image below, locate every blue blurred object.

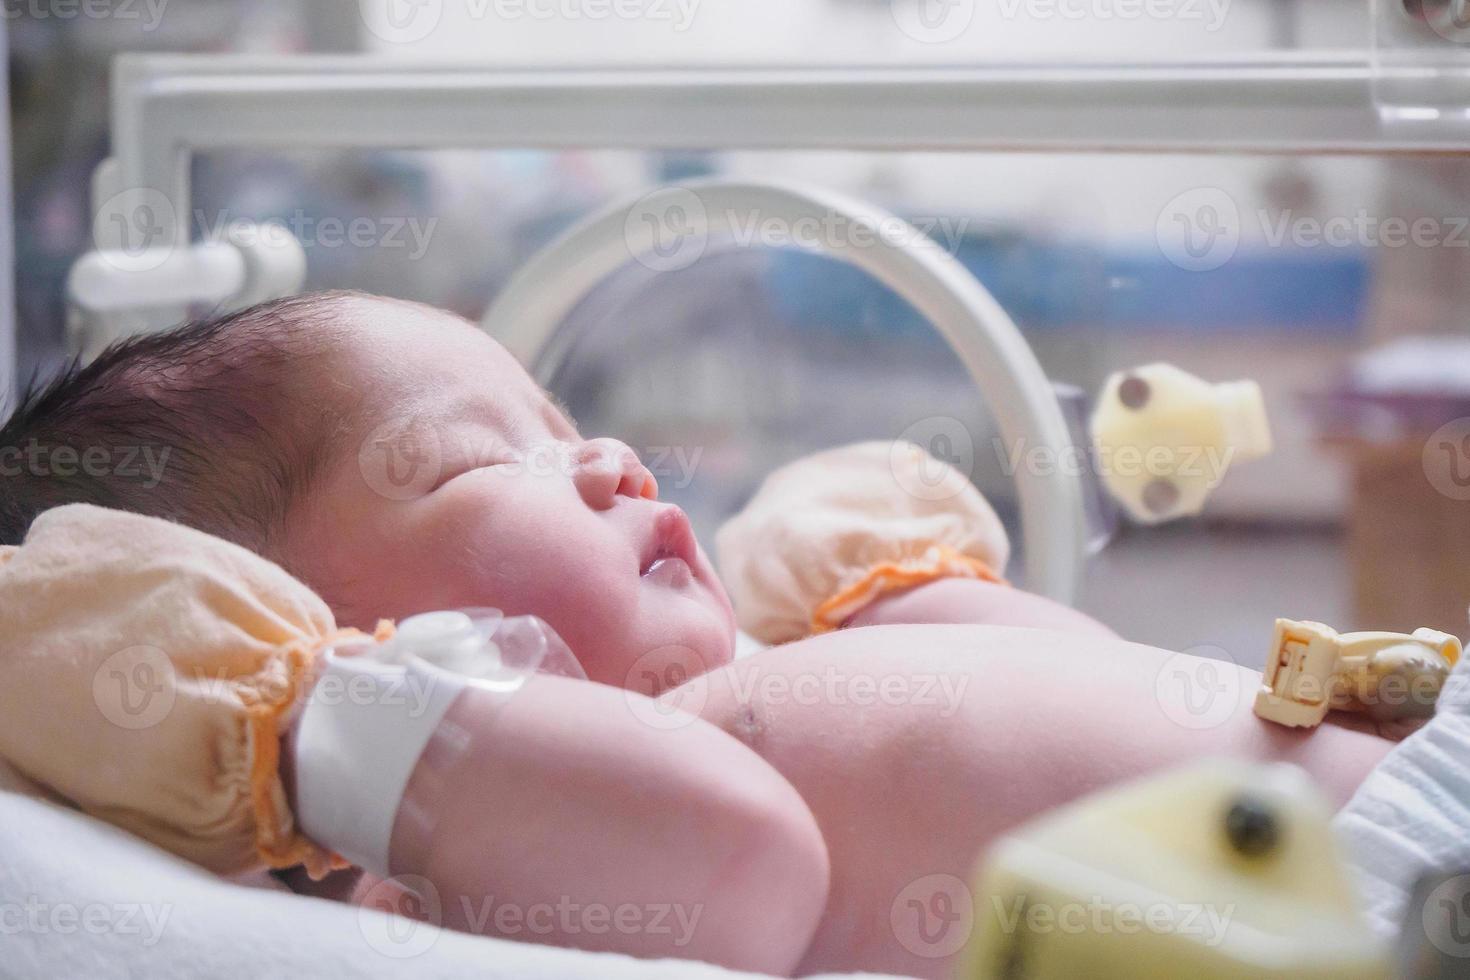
left=764, top=223, right=1369, bottom=336
left=1100, top=249, right=1367, bottom=332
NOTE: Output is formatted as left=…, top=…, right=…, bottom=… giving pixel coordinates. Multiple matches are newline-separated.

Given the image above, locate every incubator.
left=55, top=38, right=1470, bottom=614
left=26, top=4, right=1470, bottom=977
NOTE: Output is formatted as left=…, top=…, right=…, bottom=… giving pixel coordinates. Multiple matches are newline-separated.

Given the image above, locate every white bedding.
left=0, top=767, right=902, bottom=979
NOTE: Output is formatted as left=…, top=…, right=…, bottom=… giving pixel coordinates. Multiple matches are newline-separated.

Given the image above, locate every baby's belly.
left=673, top=624, right=1276, bottom=977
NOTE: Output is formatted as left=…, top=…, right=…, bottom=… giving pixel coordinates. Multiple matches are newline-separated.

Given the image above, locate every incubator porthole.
left=536, top=245, right=1022, bottom=574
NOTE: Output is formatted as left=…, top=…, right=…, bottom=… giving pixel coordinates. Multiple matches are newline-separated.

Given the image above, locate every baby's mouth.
left=641, top=505, right=698, bottom=587
left=643, top=555, right=693, bottom=587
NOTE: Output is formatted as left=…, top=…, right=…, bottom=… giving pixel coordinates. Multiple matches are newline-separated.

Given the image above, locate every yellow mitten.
left=716, top=441, right=1010, bottom=645
left=0, top=504, right=362, bottom=877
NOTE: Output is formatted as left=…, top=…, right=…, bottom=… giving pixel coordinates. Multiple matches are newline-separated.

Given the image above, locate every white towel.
left=1333, top=651, right=1470, bottom=937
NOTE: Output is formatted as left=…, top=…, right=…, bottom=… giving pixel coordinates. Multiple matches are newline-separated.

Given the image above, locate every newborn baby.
left=0, top=291, right=1401, bottom=978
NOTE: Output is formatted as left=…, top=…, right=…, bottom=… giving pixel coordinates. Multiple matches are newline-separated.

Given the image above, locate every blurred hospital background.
left=11, top=0, right=1470, bottom=667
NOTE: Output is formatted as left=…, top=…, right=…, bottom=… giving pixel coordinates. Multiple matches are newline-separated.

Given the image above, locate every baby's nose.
left=572, top=438, right=658, bottom=509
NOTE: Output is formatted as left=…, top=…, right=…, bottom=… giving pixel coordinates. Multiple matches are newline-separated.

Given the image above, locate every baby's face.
left=283, top=298, right=735, bottom=688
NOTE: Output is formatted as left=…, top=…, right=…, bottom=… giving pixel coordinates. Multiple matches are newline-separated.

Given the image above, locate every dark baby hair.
left=0, top=290, right=360, bottom=550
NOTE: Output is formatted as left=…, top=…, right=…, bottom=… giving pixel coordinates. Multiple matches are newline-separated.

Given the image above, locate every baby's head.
left=0, top=291, right=735, bottom=686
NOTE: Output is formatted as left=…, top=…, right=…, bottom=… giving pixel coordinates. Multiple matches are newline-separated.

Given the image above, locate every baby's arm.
left=680, top=624, right=1391, bottom=979
left=718, top=441, right=1110, bottom=644
left=322, top=674, right=829, bottom=975
left=844, top=577, right=1115, bottom=636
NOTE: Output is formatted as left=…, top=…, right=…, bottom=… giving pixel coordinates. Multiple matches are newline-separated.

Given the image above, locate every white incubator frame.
left=63, top=27, right=1470, bottom=604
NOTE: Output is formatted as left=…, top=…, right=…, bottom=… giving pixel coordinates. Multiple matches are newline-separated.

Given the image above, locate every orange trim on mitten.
left=811, top=544, right=1006, bottom=635
left=245, top=620, right=397, bottom=879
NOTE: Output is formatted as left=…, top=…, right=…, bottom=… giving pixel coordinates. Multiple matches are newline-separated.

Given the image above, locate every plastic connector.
left=1254, top=618, right=1462, bottom=728
left=1089, top=363, right=1273, bottom=525
left=962, top=762, right=1391, bottom=979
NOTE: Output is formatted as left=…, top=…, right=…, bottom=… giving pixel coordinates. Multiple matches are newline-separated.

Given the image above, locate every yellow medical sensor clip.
left=961, top=762, right=1390, bottom=980
left=1254, top=619, right=1461, bottom=729
left=1089, top=363, right=1273, bottom=524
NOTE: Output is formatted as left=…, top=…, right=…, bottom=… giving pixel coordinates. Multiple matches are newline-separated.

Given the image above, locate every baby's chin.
left=595, top=592, right=735, bottom=693
left=675, top=574, right=738, bottom=674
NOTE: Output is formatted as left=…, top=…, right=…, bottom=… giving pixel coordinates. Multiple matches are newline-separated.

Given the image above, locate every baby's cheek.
left=515, top=545, right=641, bottom=684
left=424, top=479, right=643, bottom=680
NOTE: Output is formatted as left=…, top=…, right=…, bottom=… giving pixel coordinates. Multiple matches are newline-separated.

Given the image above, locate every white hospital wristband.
left=292, top=643, right=466, bottom=878
left=290, top=609, right=585, bottom=877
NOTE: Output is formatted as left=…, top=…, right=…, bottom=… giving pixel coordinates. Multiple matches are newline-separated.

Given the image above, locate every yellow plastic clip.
left=1254, top=618, right=1461, bottom=728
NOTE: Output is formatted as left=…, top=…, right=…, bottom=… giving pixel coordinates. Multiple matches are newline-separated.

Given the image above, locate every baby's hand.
left=716, top=441, right=1010, bottom=644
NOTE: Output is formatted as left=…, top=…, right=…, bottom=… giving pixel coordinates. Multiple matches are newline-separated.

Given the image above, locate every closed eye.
left=430, top=456, right=521, bottom=493
left=428, top=429, right=523, bottom=492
